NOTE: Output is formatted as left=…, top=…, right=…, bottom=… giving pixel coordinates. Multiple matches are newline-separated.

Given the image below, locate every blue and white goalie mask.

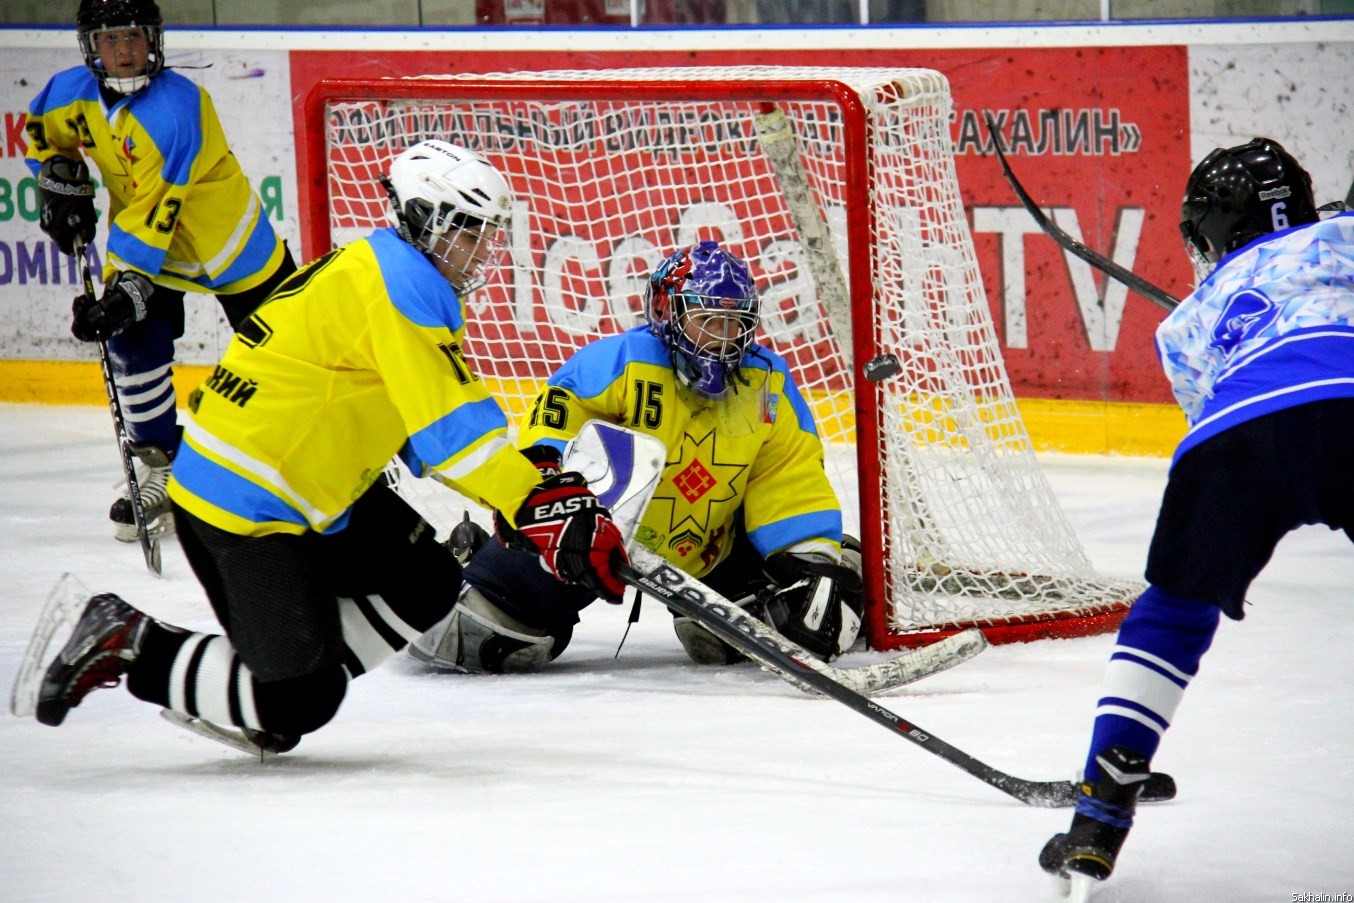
left=644, top=240, right=760, bottom=399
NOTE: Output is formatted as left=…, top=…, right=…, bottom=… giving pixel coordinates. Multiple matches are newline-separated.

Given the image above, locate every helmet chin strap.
left=378, top=175, right=416, bottom=245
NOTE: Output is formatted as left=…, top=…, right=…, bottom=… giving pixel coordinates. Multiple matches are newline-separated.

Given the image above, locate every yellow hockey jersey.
left=168, top=228, right=543, bottom=537
left=25, top=66, right=287, bottom=294
left=520, top=327, right=842, bottom=577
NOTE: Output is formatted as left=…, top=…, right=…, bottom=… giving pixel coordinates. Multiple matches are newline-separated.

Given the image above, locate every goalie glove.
left=71, top=270, right=153, bottom=342
left=496, top=471, right=629, bottom=603
left=38, top=156, right=97, bottom=257
left=760, top=538, right=865, bottom=662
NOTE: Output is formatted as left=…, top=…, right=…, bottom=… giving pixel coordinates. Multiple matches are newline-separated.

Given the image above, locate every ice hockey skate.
left=33, top=592, right=150, bottom=726
left=110, top=446, right=175, bottom=543
left=1040, top=745, right=1150, bottom=901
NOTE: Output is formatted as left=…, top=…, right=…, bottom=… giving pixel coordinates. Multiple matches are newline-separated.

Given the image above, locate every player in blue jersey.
left=409, top=240, right=864, bottom=674
left=26, top=0, right=297, bottom=543
left=1040, top=138, right=1354, bottom=893
left=23, top=141, right=628, bottom=754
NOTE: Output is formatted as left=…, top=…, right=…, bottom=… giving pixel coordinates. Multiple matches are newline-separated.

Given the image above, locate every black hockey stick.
left=74, top=236, right=162, bottom=575
left=617, top=553, right=1174, bottom=808
left=983, top=115, right=1180, bottom=312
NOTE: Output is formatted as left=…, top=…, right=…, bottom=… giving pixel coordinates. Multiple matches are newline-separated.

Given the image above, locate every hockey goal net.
left=299, top=66, right=1142, bottom=649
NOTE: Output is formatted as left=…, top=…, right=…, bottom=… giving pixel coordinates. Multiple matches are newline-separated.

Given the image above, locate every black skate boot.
left=35, top=593, right=150, bottom=726
left=110, top=444, right=175, bottom=543
left=1040, top=745, right=1151, bottom=886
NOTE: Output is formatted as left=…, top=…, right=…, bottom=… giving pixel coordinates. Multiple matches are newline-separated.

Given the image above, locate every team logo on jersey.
left=764, top=393, right=779, bottom=424
left=121, top=135, right=137, bottom=163
left=1212, top=288, right=1280, bottom=352
left=667, top=528, right=704, bottom=557
left=673, top=458, right=715, bottom=502
left=650, top=429, right=747, bottom=535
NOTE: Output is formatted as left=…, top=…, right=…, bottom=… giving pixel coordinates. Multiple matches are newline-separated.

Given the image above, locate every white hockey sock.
left=338, top=593, right=428, bottom=677
left=165, top=633, right=264, bottom=731
left=1094, top=644, right=1193, bottom=741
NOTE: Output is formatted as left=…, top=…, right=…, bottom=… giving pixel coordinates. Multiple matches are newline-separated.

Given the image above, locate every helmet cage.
left=78, top=0, right=164, bottom=95
left=79, top=24, right=164, bottom=93
left=383, top=140, right=514, bottom=296
left=417, top=210, right=509, bottom=296
left=645, top=241, right=759, bottom=399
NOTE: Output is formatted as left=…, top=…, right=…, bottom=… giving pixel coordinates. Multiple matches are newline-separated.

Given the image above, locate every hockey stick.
left=617, top=549, right=1175, bottom=808
left=74, top=236, right=162, bottom=575
left=983, top=115, right=1180, bottom=312
left=565, top=422, right=990, bottom=695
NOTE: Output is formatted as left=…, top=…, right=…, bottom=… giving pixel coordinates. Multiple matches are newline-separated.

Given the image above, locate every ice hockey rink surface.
left=1, top=402, right=1351, bottom=902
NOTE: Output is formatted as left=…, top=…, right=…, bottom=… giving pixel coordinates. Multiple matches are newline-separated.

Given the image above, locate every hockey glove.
left=760, top=539, right=865, bottom=662
left=38, top=156, right=97, bottom=257
left=520, top=443, right=563, bottom=479
left=497, top=471, right=629, bottom=603
left=71, top=271, right=153, bottom=342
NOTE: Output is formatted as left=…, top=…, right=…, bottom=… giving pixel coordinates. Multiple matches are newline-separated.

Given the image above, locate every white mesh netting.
left=310, top=66, right=1141, bottom=646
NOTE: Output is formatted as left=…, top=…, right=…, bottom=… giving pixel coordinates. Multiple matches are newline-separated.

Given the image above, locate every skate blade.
left=159, top=709, right=280, bottom=759
left=113, top=514, right=175, bottom=544
left=10, top=574, right=91, bottom=718
left=1051, top=872, right=1098, bottom=902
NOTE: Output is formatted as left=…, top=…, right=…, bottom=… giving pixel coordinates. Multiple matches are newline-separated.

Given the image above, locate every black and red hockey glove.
left=496, top=471, right=629, bottom=603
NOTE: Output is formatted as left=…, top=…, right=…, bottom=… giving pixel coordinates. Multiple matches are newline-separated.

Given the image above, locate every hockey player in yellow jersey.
left=411, top=240, right=863, bottom=674
left=25, top=0, right=297, bottom=543
left=25, top=140, right=628, bottom=753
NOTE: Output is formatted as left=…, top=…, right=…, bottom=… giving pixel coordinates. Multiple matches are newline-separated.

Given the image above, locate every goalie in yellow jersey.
left=23, top=141, right=627, bottom=754
left=411, top=240, right=864, bottom=674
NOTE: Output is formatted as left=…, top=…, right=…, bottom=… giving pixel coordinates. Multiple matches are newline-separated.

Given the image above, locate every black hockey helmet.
left=77, top=0, right=165, bottom=94
left=1179, top=137, right=1317, bottom=274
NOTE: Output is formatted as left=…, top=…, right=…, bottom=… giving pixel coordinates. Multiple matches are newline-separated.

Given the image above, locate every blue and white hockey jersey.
left=1155, top=212, right=1354, bottom=464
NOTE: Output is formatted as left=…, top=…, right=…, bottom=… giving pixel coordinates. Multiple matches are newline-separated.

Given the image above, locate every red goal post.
left=298, top=67, right=1142, bottom=650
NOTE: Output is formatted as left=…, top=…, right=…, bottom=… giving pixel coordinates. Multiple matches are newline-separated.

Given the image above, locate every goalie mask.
left=1179, top=137, right=1317, bottom=279
left=77, top=0, right=164, bottom=94
left=644, top=240, right=759, bottom=399
left=381, top=140, right=513, bottom=296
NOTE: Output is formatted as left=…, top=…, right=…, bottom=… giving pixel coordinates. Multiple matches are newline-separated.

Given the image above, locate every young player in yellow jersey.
left=411, top=240, right=863, bottom=674
left=24, top=141, right=628, bottom=754
left=25, top=0, right=297, bottom=543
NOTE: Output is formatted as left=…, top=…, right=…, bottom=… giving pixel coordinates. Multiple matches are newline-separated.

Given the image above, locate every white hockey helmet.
left=383, top=140, right=514, bottom=294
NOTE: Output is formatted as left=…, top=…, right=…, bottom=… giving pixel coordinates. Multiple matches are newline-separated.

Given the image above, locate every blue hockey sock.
left=1082, top=586, right=1221, bottom=782
left=108, top=320, right=179, bottom=452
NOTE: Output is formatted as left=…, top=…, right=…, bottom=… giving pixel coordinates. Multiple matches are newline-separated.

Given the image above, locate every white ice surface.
left=1, top=403, right=1351, bottom=902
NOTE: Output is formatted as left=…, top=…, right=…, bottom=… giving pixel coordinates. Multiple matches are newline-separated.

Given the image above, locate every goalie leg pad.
left=409, top=586, right=563, bottom=674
